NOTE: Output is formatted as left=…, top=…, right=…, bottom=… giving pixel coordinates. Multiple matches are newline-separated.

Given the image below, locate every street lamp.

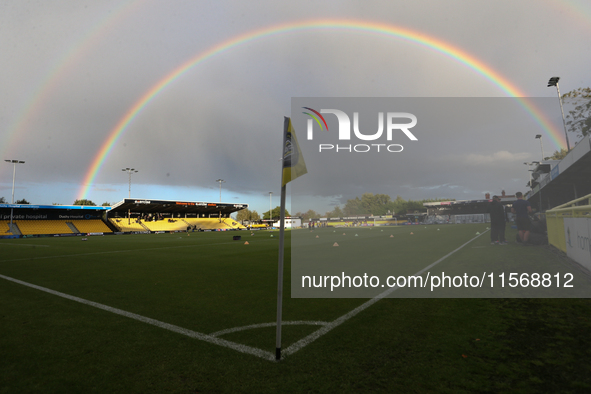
left=535, top=134, right=545, bottom=161
left=4, top=159, right=25, bottom=233
left=122, top=168, right=138, bottom=198
left=547, top=77, right=571, bottom=152
left=216, top=179, right=225, bottom=202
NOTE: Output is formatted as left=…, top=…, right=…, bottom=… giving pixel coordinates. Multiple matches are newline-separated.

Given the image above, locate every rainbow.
left=77, top=19, right=566, bottom=200
left=1, top=0, right=142, bottom=158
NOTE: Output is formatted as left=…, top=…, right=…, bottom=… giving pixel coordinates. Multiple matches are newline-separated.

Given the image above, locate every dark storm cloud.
left=1, top=0, right=590, bottom=207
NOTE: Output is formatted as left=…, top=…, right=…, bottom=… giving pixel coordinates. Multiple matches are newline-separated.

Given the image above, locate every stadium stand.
left=69, top=220, right=112, bottom=234
left=324, top=219, right=406, bottom=227
left=0, top=199, right=249, bottom=237
left=223, top=219, right=246, bottom=229
left=1, top=222, right=13, bottom=234
left=139, top=219, right=188, bottom=232
left=183, top=218, right=245, bottom=230
left=17, top=220, right=73, bottom=235
left=109, top=218, right=149, bottom=232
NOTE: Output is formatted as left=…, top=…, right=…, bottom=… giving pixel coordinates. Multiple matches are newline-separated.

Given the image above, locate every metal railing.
left=545, top=193, right=591, bottom=253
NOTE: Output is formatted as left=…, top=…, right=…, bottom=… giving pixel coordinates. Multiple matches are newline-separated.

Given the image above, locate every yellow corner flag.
left=282, top=117, right=307, bottom=186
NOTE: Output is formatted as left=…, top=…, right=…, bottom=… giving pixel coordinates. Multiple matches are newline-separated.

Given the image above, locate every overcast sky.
left=1, top=0, right=590, bottom=215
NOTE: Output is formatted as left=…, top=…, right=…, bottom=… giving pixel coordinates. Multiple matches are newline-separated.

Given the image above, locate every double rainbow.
left=77, top=19, right=565, bottom=200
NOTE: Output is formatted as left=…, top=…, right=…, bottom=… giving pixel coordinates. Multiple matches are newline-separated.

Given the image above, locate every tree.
left=343, top=193, right=395, bottom=216
left=405, top=200, right=425, bottom=213
left=73, top=199, right=96, bottom=206
left=299, top=209, right=320, bottom=222
left=547, top=148, right=568, bottom=160
left=250, top=210, right=261, bottom=221
left=563, top=87, right=591, bottom=140
left=325, top=205, right=344, bottom=218
left=236, top=208, right=261, bottom=222
left=101, top=202, right=112, bottom=207
left=0, top=197, right=6, bottom=204
left=262, top=206, right=289, bottom=220
left=236, top=209, right=248, bottom=222
left=343, top=196, right=362, bottom=216
left=15, top=198, right=29, bottom=204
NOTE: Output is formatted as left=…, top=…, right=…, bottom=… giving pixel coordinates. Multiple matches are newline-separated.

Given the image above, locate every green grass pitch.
left=1, top=225, right=591, bottom=393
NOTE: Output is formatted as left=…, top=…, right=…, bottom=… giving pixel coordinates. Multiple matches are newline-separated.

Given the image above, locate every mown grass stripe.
left=0, top=240, right=236, bottom=262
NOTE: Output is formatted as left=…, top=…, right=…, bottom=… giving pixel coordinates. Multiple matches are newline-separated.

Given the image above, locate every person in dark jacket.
left=512, top=191, right=532, bottom=244
left=487, top=195, right=507, bottom=244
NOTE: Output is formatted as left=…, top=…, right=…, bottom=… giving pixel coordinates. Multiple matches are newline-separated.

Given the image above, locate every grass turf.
left=1, top=225, right=591, bottom=393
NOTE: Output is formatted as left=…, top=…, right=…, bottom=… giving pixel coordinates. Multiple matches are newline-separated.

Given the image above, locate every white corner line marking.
left=0, top=273, right=274, bottom=361
left=210, top=321, right=329, bottom=337
left=0, top=231, right=487, bottom=362
left=282, top=230, right=488, bottom=357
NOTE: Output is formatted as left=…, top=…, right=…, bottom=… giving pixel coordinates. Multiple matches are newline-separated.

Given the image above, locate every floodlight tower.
left=216, top=179, right=225, bottom=202
left=269, top=191, right=273, bottom=224
left=5, top=159, right=25, bottom=204
left=547, top=77, right=571, bottom=152
left=122, top=168, right=138, bottom=198
left=4, top=159, right=25, bottom=233
left=535, top=134, right=545, bottom=161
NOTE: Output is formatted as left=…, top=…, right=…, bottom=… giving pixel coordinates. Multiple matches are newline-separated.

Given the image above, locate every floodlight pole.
left=122, top=168, right=138, bottom=198
left=216, top=179, right=225, bottom=202
left=547, top=77, right=571, bottom=152
left=269, top=192, right=273, bottom=226
left=4, top=159, right=25, bottom=233
left=535, top=135, right=545, bottom=161
left=216, top=179, right=225, bottom=222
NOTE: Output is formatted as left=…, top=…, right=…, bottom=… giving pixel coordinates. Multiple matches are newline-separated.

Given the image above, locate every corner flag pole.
left=275, top=118, right=289, bottom=361
left=275, top=181, right=287, bottom=361
left=276, top=117, right=307, bottom=361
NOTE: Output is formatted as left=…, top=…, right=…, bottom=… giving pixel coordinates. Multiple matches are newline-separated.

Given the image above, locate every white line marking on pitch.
left=0, top=231, right=487, bottom=362
left=210, top=321, right=328, bottom=337
left=0, top=273, right=275, bottom=361
left=0, top=243, right=50, bottom=247
left=282, top=230, right=489, bottom=358
left=0, top=241, right=236, bottom=262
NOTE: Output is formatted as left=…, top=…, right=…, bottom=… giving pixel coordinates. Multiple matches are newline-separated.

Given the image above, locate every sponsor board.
left=564, top=218, right=591, bottom=271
